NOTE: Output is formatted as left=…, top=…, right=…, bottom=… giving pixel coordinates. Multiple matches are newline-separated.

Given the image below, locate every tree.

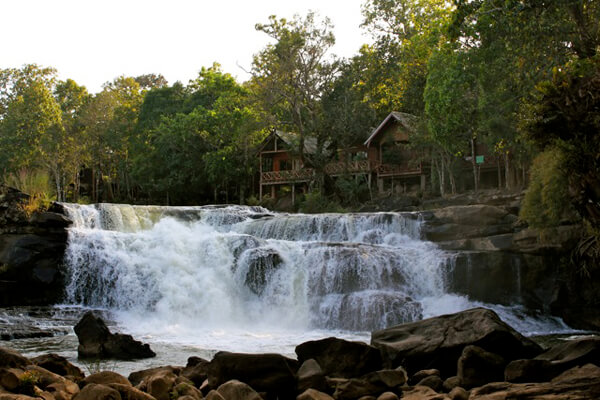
left=251, top=13, right=339, bottom=173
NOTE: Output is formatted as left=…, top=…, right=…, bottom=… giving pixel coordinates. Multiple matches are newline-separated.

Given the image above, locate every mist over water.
left=59, top=203, right=572, bottom=354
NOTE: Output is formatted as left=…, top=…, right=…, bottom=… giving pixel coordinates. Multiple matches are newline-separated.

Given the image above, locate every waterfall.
left=60, top=203, right=571, bottom=343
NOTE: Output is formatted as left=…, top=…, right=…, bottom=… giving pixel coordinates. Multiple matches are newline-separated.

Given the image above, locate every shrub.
left=520, top=148, right=575, bottom=228
left=298, top=190, right=345, bottom=214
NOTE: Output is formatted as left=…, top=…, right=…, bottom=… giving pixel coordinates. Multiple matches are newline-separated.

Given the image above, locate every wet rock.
left=296, top=337, right=382, bottom=378
left=296, top=359, right=327, bottom=394
left=169, top=382, right=202, bottom=400
left=141, top=371, right=177, bottom=400
left=215, top=380, right=262, bottom=400
left=448, top=387, right=468, bottom=400
left=181, top=357, right=209, bottom=387
left=376, top=392, right=398, bottom=400
left=32, top=354, right=84, bottom=381
left=74, top=312, right=155, bottom=360
left=442, top=376, right=460, bottom=393
left=208, top=352, right=296, bottom=400
left=456, top=345, right=505, bottom=389
left=504, top=359, right=556, bottom=383
left=370, top=308, right=542, bottom=377
left=0, top=368, right=23, bottom=391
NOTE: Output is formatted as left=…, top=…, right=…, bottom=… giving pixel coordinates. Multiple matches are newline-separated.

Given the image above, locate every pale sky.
left=2, top=0, right=369, bottom=93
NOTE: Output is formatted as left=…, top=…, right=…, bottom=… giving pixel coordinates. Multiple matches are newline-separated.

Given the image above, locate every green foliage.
left=520, top=148, right=574, bottom=228
left=298, top=190, right=344, bottom=214
left=334, top=176, right=370, bottom=207
left=17, top=370, right=40, bottom=396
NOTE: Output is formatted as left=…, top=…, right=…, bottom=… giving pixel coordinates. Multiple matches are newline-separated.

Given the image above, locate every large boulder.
left=0, top=186, right=72, bottom=306
left=207, top=352, right=297, bottom=399
left=215, top=380, right=262, bottom=400
left=505, top=336, right=600, bottom=383
left=370, top=308, right=542, bottom=377
left=0, top=347, right=31, bottom=369
left=456, top=345, right=505, bottom=389
left=295, top=337, right=382, bottom=378
left=470, top=363, right=600, bottom=399
left=327, top=370, right=406, bottom=400
left=74, top=312, right=155, bottom=360
left=73, top=383, right=122, bottom=400
left=32, top=354, right=84, bottom=381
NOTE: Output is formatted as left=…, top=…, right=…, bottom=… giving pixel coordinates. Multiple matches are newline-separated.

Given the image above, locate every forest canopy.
left=0, top=0, right=598, bottom=232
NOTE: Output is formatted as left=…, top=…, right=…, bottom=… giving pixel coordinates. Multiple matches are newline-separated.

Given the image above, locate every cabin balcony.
left=376, top=163, right=423, bottom=177
left=324, top=160, right=375, bottom=176
left=260, top=168, right=315, bottom=184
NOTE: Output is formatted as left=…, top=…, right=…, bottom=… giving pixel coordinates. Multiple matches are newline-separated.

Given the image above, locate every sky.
left=2, top=0, right=369, bottom=93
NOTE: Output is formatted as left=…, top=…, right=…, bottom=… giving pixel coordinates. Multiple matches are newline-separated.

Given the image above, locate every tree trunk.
left=471, top=138, right=478, bottom=193
left=504, top=153, right=510, bottom=190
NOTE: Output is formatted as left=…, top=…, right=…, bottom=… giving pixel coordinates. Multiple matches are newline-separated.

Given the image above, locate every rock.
left=470, top=363, right=600, bottom=399
left=416, top=375, right=443, bottom=393
left=105, top=384, right=155, bottom=400
left=447, top=387, right=468, bottom=400
left=505, top=336, right=600, bottom=383
left=295, top=337, right=382, bottom=378
left=73, top=383, right=122, bottom=400
left=456, top=345, right=505, bottom=389
left=204, top=390, right=224, bottom=400
left=409, top=369, right=439, bottom=386
left=80, top=372, right=131, bottom=388
left=376, top=392, right=398, bottom=400
left=207, top=352, right=296, bottom=399
left=181, top=358, right=209, bottom=387
left=442, top=376, right=460, bottom=393
left=401, top=386, right=448, bottom=400
left=0, top=347, right=31, bottom=369
left=128, top=367, right=182, bottom=388
left=296, top=389, right=334, bottom=400
left=328, top=370, right=406, bottom=400
left=215, top=380, right=262, bottom=400
left=74, top=312, right=155, bottom=360
left=0, top=368, right=23, bottom=391
left=421, top=205, right=516, bottom=242
left=32, top=354, right=84, bottom=381
left=25, top=365, right=79, bottom=396
left=296, top=359, right=327, bottom=394
left=141, top=371, right=177, bottom=400
left=370, top=308, right=542, bottom=377
left=504, top=359, right=556, bottom=383
left=169, top=383, right=202, bottom=400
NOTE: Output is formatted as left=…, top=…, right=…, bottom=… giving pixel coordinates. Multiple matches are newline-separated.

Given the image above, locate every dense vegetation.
left=0, top=1, right=598, bottom=233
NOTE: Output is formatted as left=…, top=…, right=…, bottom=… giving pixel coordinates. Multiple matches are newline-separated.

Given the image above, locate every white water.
left=59, top=203, right=572, bottom=355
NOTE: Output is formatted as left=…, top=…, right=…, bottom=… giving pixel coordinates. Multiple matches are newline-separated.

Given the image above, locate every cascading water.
left=59, top=203, right=572, bottom=354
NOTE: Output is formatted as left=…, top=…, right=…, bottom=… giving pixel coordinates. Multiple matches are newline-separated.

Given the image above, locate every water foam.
left=60, top=203, right=573, bottom=351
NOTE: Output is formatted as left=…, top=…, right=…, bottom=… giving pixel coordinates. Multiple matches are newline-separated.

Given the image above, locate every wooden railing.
left=261, top=169, right=315, bottom=183
left=324, top=160, right=374, bottom=175
left=376, top=163, right=422, bottom=177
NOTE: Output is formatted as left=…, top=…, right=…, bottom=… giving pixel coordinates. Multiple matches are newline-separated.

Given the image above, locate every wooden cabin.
left=364, top=111, right=427, bottom=193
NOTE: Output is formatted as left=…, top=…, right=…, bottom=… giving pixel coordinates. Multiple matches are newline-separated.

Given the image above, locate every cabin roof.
left=258, top=130, right=319, bottom=154
left=364, top=111, right=418, bottom=147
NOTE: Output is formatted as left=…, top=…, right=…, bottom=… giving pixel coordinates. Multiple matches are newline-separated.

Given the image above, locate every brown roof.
left=364, top=111, right=418, bottom=147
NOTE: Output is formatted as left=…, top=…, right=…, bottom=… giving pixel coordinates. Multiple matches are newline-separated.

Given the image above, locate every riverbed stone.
left=327, top=369, right=406, bottom=400
left=73, top=383, right=122, bottom=400
left=208, top=352, right=296, bottom=399
left=181, top=358, right=209, bottom=387
left=81, top=372, right=131, bottom=388
left=457, top=345, right=505, bottom=389
left=370, top=308, right=542, bottom=377
left=409, top=369, right=439, bottom=385
left=0, top=347, right=31, bottom=369
left=296, top=337, right=382, bottom=378
left=32, top=354, right=84, bottom=381
left=128, top=367, right=182, bottom=388
left=215, top=380, right=262, bottom=400
left=74, top=312, right=155, bottom=360
left=296, top=359, right=327, bottom=394
left=105, top=384, right=155, bottom=400
left=296, top=388, right=334, bottom=400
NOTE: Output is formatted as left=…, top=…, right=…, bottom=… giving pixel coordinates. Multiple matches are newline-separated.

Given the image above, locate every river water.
left=0, top=204, right=576, bottom=375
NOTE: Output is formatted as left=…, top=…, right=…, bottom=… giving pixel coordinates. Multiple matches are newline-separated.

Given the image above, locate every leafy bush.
left=334, top=176, right=370, bottom=206
left=520, top=148, right=575, bottom=228
left=298, top=190, right=345, bottom=213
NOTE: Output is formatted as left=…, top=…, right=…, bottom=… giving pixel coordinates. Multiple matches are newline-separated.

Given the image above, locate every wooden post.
left=292, top=184, right=295, bottom=206
left=420, top=174, right=426, bottom=191
left=259, top=154, right=263, bottom=201
left=271, top=185, right=276, bottom=199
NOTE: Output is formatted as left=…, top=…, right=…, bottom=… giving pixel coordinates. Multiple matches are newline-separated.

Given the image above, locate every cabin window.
left=279, top=160, right=292, bottom=171
left=262, top=157, right=273, bottom=172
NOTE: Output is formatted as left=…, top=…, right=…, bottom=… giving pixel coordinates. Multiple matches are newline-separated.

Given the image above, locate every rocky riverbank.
left=1, top=308, right=599, bottom=400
